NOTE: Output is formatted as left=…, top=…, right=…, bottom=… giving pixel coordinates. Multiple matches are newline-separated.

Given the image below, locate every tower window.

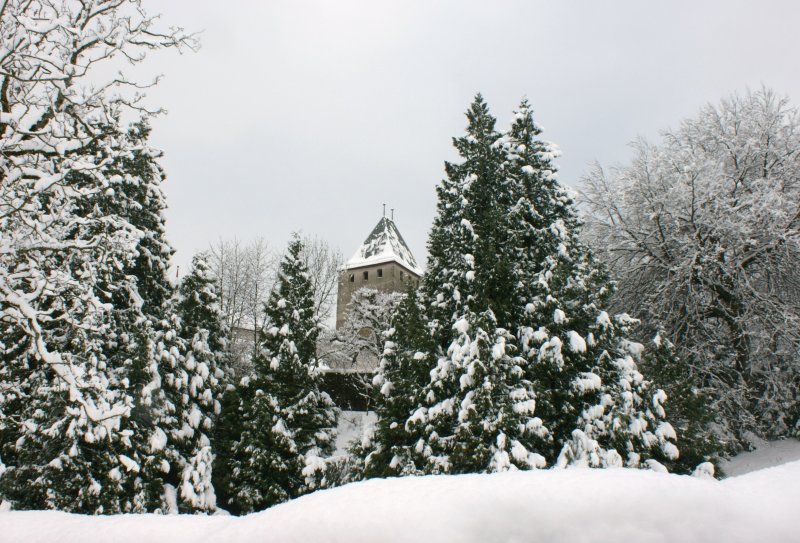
left=349, top=273, right=354, bottom=283
left=377, top=268, right=383, bottom=278
left=363, top=270, right=369, bottom=281
left=400, top=271, right=405, bottom=281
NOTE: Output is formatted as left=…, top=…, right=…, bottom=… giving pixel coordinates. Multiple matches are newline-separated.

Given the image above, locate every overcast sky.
left=139, top=0, right=800, bottom=273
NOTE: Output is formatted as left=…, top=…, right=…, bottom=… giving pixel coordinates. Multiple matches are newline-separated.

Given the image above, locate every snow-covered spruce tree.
left=423, top=95, right=499, bottom=349
left=373, top=96, right=550, bottom=475
left=223, top=237, right=337, bottom=514
left=501, top=100, right=679, bottom=469
left=173, top=252, right=227, bottom=512
left=375, top=96, right=679, bottom=476
left=421, top=309, right=547, bottom=474
left=408, top=95, right=500, bottom=472
left=358, top=287, right=435, bottom=477
left=107, top=123, right=217, bottom=513
left=3, top=121, right=232, bottom=513
left=581, top=88, right=800, bottom=448
left=84, top=122, right=196, bottom=513
left=76, top=121, right=193, bottom=513
left=0, top=1, right=194, bottom=512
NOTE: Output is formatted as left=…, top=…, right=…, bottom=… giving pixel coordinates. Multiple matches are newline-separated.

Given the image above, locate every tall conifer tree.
left=502, top=100, right=678, bottom=468
left=223, top=236, right=337, bottom=514
left=424, top=95, right=498, bottom=347
left=364, top=96, right=549, bottom=475
left=0, top=122, right=181, bottom=512
left=360, top=288, right=434, bottom=477
left=361, top=96, right=680, bottom=477
left=173, top=252, right=227, bottom=511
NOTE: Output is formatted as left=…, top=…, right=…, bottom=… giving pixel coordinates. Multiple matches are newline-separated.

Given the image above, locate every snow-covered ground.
left=2, top=451, right=799, bottom=543
left=719, top=437, right=800, bottom=477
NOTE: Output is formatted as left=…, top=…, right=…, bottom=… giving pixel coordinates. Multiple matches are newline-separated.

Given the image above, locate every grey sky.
left=140, top=0, right=800, bottom=273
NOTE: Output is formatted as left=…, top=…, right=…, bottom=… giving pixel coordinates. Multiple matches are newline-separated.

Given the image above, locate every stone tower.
left=336, top=216, right=422, bottom=329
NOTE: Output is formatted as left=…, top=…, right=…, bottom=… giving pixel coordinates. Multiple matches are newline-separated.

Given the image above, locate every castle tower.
left=336, top=216, right=422, bottom=328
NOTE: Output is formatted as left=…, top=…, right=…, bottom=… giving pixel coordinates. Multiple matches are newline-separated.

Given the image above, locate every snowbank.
left=2, top=461, right=798, bottom=543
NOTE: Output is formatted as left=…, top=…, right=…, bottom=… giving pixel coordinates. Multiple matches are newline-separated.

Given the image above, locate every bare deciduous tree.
left=317, top=287, right=402, bottom=411
left=208, top=237, right=275, bottom=372
left=580, top=88, right=800, bottom=446
left=301, top=234, right=343, bottom=327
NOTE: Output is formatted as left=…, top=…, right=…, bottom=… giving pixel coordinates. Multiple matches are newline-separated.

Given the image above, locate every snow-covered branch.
left=0, top=0, right=192, bottom=426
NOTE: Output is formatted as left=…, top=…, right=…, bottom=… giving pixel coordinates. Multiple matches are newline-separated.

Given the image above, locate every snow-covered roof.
left=345, top=217, right=422, bottom=276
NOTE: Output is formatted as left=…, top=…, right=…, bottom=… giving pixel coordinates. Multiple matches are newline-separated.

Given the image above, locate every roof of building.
left=345, top=216, right=422, bottom=276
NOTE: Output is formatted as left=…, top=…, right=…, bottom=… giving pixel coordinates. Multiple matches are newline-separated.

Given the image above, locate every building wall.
left=335, top=261, right=420, bottom=328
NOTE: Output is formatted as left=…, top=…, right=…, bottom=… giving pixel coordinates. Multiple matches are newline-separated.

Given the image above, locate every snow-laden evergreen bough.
left=581, top=88, right=800, bottom=448
left=0, top=1, right=214, bottom=513
left=219, top=237, right=338, bottom=514
left=363, top=96, right=681, bottom=477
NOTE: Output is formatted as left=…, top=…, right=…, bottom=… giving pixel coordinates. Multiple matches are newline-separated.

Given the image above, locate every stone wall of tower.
left=335, top=261, right=421, bottom=329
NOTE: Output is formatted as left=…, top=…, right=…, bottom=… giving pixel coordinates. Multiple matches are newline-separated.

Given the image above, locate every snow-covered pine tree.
left=372, top=97, right=679, bottom=477
left=94, top=121, right=186, bottom=513
left=359, top=287, right=434, bottom=477
left=404, top=95, right=498, bottom=473
left=500, top=100, right=678, bottom=469
left=0, top=121, right=231, bottom=514
left=97, top=122, right=187, bottom=513
left=378, top=96, right=549, bottom=475
left=223, top=236, right=337, bottom=514
left=424, top=95, right=499, bottom=349
left=173, top=252, right=227, bottom=512
left=96, top=125, right=230, bottom=514
left=422, top=309, right=547, bottom=474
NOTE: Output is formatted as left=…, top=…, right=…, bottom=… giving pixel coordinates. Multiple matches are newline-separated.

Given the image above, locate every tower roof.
left=345, top=217, right=422, bottom=276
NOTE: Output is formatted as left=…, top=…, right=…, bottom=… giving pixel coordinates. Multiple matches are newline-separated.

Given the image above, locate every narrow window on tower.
left=363, top=270, right=369, bottom=281
left=400, top=271, right=405, bottom=281
left=377, top=268, right=383, bottom=278
left=349, top=273, right=354, bottom=283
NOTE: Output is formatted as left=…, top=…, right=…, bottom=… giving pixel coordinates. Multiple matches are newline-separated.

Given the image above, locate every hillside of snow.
left=2, top=458, right=798, bottom=543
